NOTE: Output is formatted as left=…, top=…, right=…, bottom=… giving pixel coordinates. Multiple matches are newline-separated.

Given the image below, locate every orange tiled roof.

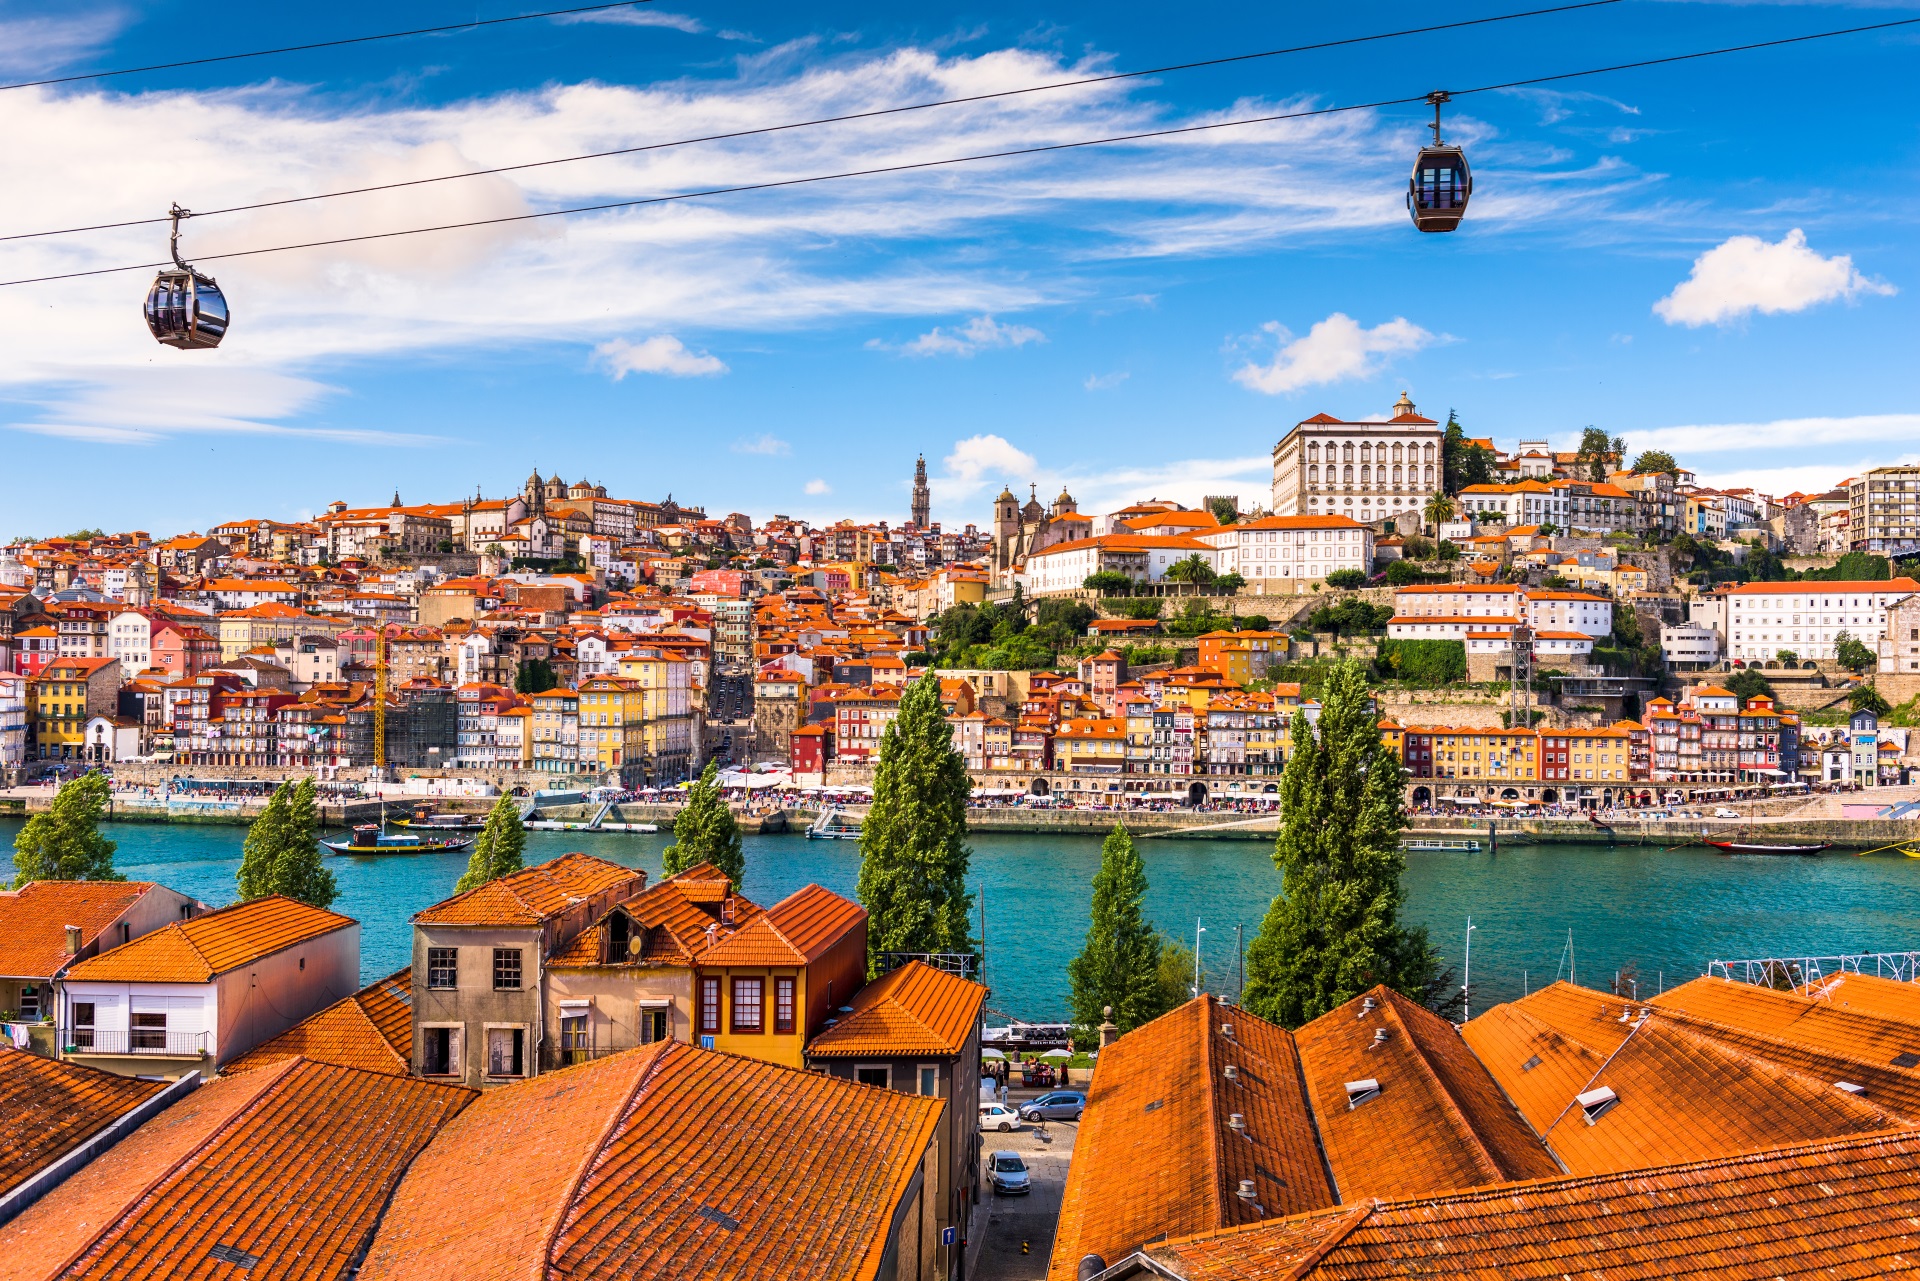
left=63, top=895, right=355, bottom=983
left=0, top=880, right=163, bottom=980
left=1148, top=1126, right=1920, bottom=1279
left=0, top=1047, right=167, bottom=1198
left=807, top=960, right=987, bottom=1058
left=699, top=883, right=865, bottom=967
left=548, top=865, right=761, bottom=968
left=0, top=1057, right=471, bottom=1281
left=412, top=852, right=642, bottom=927
left=359, top=1041, right=941, bottom=1281
left=1048, top=996, right=1336, bottom=1281
left=223, top=968, right=414, bottom=1076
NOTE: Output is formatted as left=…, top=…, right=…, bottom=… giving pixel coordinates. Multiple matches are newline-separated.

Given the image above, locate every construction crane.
left=373, top=624, right=387, bottom=770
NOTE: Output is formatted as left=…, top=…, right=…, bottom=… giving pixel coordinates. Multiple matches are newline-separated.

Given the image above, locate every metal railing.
left=63, top=1028, right=210, bottom=1056
left=1704, top=952, right=1920, bottom=992
left=874, top=952, right=980, bottom=979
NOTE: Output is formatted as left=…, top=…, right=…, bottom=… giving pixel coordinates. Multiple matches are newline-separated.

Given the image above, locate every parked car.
left=989, top=1150, right=1031, bottom=1196
left=978, top=1103, right=1024, bottom=1133
left=1020, top=1090, right=1086, bottom=1122
left=1713, top=808, right=1740, bottom=819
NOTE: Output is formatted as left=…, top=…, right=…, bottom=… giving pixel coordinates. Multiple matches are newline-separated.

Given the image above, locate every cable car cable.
left=0, top=1, right=664, bottom=94
left=5, top=11, right=1916, bottom=289
left=0, top=0, right=1628, bottom=245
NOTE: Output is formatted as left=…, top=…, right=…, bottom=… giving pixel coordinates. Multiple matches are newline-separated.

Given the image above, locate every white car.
left=978, top=1103, right=1024, bottom=1133
left=1713, top=808, right=1740, bottom=819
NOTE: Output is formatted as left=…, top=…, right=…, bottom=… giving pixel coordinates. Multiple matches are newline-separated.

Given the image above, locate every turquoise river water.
left=6, top=820, right=1920, bottom=1021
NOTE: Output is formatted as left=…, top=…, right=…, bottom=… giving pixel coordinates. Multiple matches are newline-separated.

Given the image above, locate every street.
left=972, top=1112, right=1077, bottom=1281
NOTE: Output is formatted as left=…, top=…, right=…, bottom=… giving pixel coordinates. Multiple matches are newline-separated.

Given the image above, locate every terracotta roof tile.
left=361, top=1042, right=941, bottom=1281
left=0, top=1048, right=167, bottom=1198
left=0, top=1058, right=471, bottom=1281
left=1149, top=1127, right=1920, bottom=1279
left=699, top=883, right=865, bottom=967
left=547, top=865, right=762, bottom=969
left=1048, top=997, right=1335, bottom=1281
left=412, top=852, right=642, bottom=927
left=0, top=881, right=163, bottom=980
left=223, top=968, right=414, bottom=1076
left=63, top=895, right=355, bottom=984
left=807, top=960, right=987, bottom=1059
left=1293, top=987, right=1559, bottom=1201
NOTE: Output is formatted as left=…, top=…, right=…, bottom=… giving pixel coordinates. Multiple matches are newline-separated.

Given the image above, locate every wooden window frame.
left=426, top=947, right=458, bottom=989
left=774, top=977, right=795, bottom=1034
left=699, top=977, right=721, bottom=1035
left=731, top=977, right=764, bottom=1034
left=493, top=948, right=523, bottom=992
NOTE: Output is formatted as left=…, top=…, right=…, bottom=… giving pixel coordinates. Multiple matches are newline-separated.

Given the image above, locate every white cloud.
left=1083, top=371, right=1129, bottom=391
left=884, top=315, right=1046, bottom=358
left=1626, top=413, right=1920, bottom=457
left=0, top=10, right=126, bottom=75
left=1691, top=459, right=1910, bottom=501
left=551, top=8, right=705, bottom=33
left=804, top=478, right=831, bottom=495
left=1653, top=229, right=1894, bottom=327
left=1232, top=313, right=1433, bottom=395
left=595, top=335, right=728, bottom=378
left=730, top=433, right=790, bottom=455
left=931, top=433, right=1037, bottom=506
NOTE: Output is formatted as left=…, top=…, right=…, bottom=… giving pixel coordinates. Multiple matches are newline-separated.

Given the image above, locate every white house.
left=1020, top=535, right=1219, bottom=595
left=1194, top=514, right=1374, bottom=588
left=1724, top=578, right=1920, bottom=663
left=58, top=895, right=359, bottom=1080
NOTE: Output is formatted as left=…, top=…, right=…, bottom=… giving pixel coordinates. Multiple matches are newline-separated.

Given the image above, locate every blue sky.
left=0, top=0, right=1916, bottom=537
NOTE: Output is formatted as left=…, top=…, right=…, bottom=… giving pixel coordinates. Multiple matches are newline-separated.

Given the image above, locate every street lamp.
left=1462, top=917, right=1477, bottom=1022
left=1192, top=919, right=1206, bottom=998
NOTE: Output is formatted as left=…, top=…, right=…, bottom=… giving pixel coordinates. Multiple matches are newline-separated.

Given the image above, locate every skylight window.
left=1345, top=1078, right=1381, bottom=1109
left=1576, top=1086, right=1619, bottom=1125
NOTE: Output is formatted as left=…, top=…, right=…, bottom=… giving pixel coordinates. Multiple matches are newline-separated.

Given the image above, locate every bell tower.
left=911, top=455, right=931, bottom=529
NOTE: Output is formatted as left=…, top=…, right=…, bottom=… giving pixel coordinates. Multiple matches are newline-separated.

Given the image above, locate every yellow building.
left=1055, top=717, right=1128, bottom=775
left=616, top=646, right=694, bottom=783
left=1422, top=726, right=1539, bottom=783
left=33, top=657, right=122, bottom=761
left=530, top=688, right=580, bottom=775
left=577, top=676, right=647, bottom=785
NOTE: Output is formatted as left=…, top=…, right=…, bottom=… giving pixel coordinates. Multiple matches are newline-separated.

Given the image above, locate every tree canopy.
left=662, top=760, right=745, bottom=889
left=1066, top=824, right=1169, bottom=1033
left=11, top=773, right=121, bottom=887
left=856, top=673, right=976, bottom=976
left=1834, top=630, right=1876, bottom=674
left=1630, top=449, right=1678, bottom=476
left=236, top=778, right=336, bottom=908
left=1242, top=660, right=1442, bottom=1026
left=456, top=792, right=529, bottom=893
left=1851, top=683, right=1892, bottom=716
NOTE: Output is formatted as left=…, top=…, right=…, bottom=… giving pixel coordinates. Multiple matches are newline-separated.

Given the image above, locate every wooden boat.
left=321, top=823, right=476, bottom=856
left=391, top=812, right=486, bottom=831
left=1704, top=839, right=1830, bottom=857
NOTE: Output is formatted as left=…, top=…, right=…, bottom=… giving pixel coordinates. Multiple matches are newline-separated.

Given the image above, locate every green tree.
left=1324, top=568, right=1367, bottom=590
left=1083, top=570, right=1134, bottom=596
left=1066, top=824, right=1168, bottom=1032
left=1435, top=539, right=1462, bottom=562
left=856, top=673, right=975, bottom=976
left=1207, top=497, right=1240, bottom=526
left=1726, top=667, right=1774, bottom=701
left=1105, top=597, right=1163, bottom=621
left=1775, top=649, right=1800, bottom=666
left=1574, top=426, right=1614, bottom=482
left=456, top=792, right=528, bottom=893
left=662, top=760, right=745, bottom=888
left=1157, top=932, right=1204, bottom=1008
left=1851, top=683, right=1892, bottom=716
left=1242, top=660, right=1440, bottom=1027
left=1630, top=449, right=1678, bottom=476
left=1834, top=630, right=1876, bottom=674
left=11, top=773, right=122, bottom=887
left=1423, top=493, right=1455, bottom=531
left=272, top=778, right=336, bottom=909
left=514, top=657, right=557, bottom=694
left=237, top=781, right=293, bottom=901
left=1163, top=554, right=1217, bottom=585
left=1213, top=572, right=1246, bottom=595
left=1385, top=560, right=1423, bottom=586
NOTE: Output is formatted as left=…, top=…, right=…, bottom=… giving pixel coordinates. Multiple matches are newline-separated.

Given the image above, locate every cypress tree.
left=856, top=672, right=976, bottom=977
left=236, top=781, right=293, bottom=901
left=271, top=777, right=337, bottom=909
left=661, top=760, right=744, bottom=888
left=11, top=773, right=122, bottom=887
left=1067, top=823, right=1166, bottom=1032
left=1242, top=658, right=1440, bottom=1027
left=456, top=792, right=528, bottom=893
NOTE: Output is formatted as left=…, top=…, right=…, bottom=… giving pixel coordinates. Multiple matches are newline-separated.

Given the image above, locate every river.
left=6, top=820, right=1919, bottom=1021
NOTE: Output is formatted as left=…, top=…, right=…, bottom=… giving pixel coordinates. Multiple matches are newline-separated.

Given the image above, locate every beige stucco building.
left=1270, top=393, right=1444, bottom=528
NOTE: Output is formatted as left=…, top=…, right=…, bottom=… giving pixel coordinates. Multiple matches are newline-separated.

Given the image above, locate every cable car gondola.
left=1408, top=91, right=1471, bottom=234
left=144, top=204, right=230, bottom=349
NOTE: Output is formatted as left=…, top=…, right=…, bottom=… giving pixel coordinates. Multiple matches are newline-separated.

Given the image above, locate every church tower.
left=911, top=455, right=931, bottom=529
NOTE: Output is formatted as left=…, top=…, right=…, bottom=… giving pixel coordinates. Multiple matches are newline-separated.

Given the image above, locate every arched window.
left=1424, top=464, right=1435, bottom=487
left=1342, top=442, right=1354, bottom=462
left=1307, top=442, right=1320, bottom=462
left=1343, top=464, right=1354, bottom=485
left=1393, top=464, right=1403, bottom=486
left=1361, top=465, right=1371, bottom=486
left=1308, top=464, right=1319, bottom=486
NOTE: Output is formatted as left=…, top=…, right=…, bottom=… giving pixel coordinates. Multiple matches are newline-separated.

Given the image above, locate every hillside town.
left=3, top=400, right=1918, bottom=805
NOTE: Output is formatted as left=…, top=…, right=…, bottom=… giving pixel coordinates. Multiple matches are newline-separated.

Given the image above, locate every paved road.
left=973, top=1117, right=1077, bottom=1281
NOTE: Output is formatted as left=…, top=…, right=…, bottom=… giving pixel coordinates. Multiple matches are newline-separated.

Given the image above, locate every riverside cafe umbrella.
left=1038, top=1048, right=1073, bottom=1060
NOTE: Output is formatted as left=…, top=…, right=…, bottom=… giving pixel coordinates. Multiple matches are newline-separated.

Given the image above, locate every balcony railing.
left=64, top=1028, right=209, bottom=1056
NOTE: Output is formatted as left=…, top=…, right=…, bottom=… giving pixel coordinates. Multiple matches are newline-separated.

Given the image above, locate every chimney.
left=1235, top=1179, right=1258, bottom=1202
left=1228, top=1113, right=1247, bottom=1136
left=64, top=925, right=82, bottom=955
left=1098, top=1005, right=1119, bottom=1050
